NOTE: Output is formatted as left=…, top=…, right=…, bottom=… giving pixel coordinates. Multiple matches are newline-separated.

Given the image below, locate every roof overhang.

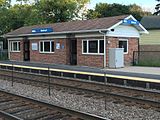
left=4, top=15, right=148, bottom=38
left=4, top=29, right=109, bottom=38
left=107, top=15, right=149, bottom=34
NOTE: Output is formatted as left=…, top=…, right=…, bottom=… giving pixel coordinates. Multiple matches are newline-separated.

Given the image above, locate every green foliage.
left=0, top=0, right=11, bottom=8
left=85, top=3, right=151, bottom=21
left=154, top=0, right=160, bottom=15
left=0, top=0, right=89, bottom=36
left=0, top=1, right=152, bottom=36
left=35, top=0, right=89, bottom=23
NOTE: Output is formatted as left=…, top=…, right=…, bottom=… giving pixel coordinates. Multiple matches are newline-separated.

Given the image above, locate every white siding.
left=107, top=25, right=140, bottom=38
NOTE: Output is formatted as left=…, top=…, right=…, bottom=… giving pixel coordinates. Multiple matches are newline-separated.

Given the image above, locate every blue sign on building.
left=122, top=19, right=139, bottom=25
left=32, top=28, right=53, bottom=33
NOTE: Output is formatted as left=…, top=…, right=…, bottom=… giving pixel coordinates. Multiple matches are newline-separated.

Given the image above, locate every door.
left=70, top=39, right=77, bottom=65
left=23, top=40, right=30, bottom=61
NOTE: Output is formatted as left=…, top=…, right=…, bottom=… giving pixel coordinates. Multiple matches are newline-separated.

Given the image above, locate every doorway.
left=70, top=39, right=77, bottom=65
left=23, top=39, right=30, bottom=61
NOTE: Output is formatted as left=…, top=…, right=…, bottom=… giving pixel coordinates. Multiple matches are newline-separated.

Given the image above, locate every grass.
left=136, top=59, right=160, bottom=67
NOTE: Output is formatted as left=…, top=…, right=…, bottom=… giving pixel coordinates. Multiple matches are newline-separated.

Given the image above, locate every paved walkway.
left=108, top=66, right=160, bottom=75
left=0, top=61, right=160, bottom=80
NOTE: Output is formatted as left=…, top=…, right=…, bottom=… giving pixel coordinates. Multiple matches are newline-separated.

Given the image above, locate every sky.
left=88, top=0, right=157, bottom=12
left=12, top=0, right=157, bottom=13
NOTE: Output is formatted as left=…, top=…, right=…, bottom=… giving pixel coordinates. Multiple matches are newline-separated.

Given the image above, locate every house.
left=140, top=16, right=160, bottom=51
left=4, top=15, right=148, bottom=68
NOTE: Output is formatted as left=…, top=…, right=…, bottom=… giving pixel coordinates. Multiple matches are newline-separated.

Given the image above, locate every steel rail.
left=0, top=72, right=160, bottom=109
left=0, top=89, right=107, bottom=120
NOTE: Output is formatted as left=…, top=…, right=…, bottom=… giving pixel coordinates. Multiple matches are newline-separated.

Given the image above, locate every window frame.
left=39, top=40, right=54, bottom=53
left=118, top=39, right=128, bottom=54
left=10, top=41, right=20, bottom=52
left=82, top=39, right=104, bottom=55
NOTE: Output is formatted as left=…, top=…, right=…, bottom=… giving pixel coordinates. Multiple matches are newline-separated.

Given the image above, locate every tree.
left=35, top=0, right=90, bottom=23
left=86, top=3, right=130, bottom=19
left=0, top=0, right=90, bottom=36
left=129, top=4, right=151, bottom=20
left=154, top=0, right=160, bottom=15
left=0, top=0, right=11, bottom=8
left=85, top=3, right=151, bottom=21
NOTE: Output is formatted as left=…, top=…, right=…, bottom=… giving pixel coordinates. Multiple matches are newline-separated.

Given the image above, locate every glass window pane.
left=99, top=40, right=104, bottom=53
left=83, top=41, right=87, bottom=53
left=44, top=41, right=50, bottom=52
left=119, top=41, right=127, bottom=53
left=10, top=42, right=13, bottom=51
left=18, top=42, right=20, bottom=51
left=40, top=42, right=43, bottom=52
left=13, top=42, right=17, bottom=51
left=51, top=41, right=54, bottom=52
left=89, top=41, right=98, bottom=53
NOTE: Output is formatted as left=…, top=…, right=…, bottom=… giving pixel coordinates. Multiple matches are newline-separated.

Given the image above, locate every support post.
left=11, top=62, right=14, bottom=86
left=146, top=83, right=150, bottom=89
left=104, top=73, right=107, bottom=110
left=124, top=80, right=127, bottom=86
left=104, top=34, right=106, bottom=68
left=48, top=67, right=51, bottom=96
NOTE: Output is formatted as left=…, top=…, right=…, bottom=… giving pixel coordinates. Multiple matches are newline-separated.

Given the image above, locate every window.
left=82, top=40, right=104, bottom=54
left=99, top=40, right=104, bottom=53
left=89, top=41, right=98, bottom=53
left=10, top=41, right=20, bottom=52
left=39, top=41, right=54, bottom=53
left=119, top=39, right=128, bottom=54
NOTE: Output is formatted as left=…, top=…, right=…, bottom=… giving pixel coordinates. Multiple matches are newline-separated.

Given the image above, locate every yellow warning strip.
left=0, top=63, right=160, bottom=83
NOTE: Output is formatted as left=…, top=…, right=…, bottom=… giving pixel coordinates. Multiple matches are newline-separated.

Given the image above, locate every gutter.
left=4, top=28, right=109, bottom=38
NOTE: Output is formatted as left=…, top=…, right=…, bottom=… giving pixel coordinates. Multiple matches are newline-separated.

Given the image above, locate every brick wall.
left=124, top=38, right=138, bottom=65
left=30, top=39, right=69, bottom=64
left=107, top=37, right=138, bottom=66
left=9, top=36, right=138, bottom=68
left=77, top=37, right=138, bottom=68
left=10, top=40, right=24, bottom=61
left=77, top=37, right=104, bottom=68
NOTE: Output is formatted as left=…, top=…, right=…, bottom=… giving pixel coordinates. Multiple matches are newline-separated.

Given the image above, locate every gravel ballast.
left=0, top=79, right=159, bottom=120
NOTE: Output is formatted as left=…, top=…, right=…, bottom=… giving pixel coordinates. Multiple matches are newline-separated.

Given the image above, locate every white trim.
left=28, top=35, right=67, bottom=40
left=107, top=15, right=148, bottom=34
left=39, top=40, right=55, bottom=53
left=10, top=41, right=20, bottom=52
left=118, top=39, right=128, bottom=54
left=5, top=15, right=148, bottom=39
left=82, top=39, right=104, bottom=55
left=5, top=29, right=109, bottom=38
left=82, top=53, right=104, bottom=55
left=107, top=34, right=140, bottom=38
left=8, top=38, right=23, bottom=41
left=75, top=33, right=103, bottom=38
left=107, top=20, right=123, bottom=31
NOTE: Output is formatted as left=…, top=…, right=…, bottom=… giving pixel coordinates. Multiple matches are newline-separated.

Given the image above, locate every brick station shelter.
left=4, top=15, right=148, bottom=68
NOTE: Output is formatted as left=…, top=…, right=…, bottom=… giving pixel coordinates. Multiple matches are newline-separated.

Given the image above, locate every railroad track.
left=0, top=70, right=160, bottom=111
left=0, top=89, right=106, bottom=120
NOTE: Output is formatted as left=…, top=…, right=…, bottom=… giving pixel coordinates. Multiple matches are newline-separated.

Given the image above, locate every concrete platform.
left=108, top=66, right=160, bottom=75
left=0, top=60, right=160, bottom=80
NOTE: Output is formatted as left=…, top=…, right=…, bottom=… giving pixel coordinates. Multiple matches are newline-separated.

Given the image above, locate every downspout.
left=99, top=30, right=108, bottom=68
